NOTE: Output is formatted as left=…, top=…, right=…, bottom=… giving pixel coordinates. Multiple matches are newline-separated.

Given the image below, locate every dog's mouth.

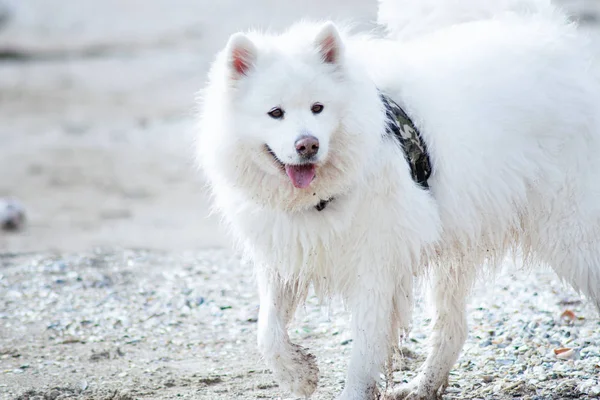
left=265, top=145, right=316, bottom=189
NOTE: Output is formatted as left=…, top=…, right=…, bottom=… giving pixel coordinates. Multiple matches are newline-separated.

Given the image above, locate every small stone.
left=164, top=379, right=176, bottom=388
left=558, top=298, right=582, bottom=306
left=237, top=305, right=259, bottom=323
left=90, top=350, right=111, bottom=362
left=532, top=365, right=545, bottom=375
left=0, top=198, right=26, bottom=231
left=554, top=348, right=579, bottom=360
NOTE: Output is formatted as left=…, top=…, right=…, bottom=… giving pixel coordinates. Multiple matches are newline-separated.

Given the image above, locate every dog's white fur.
left=196, top=1, right=600, bottom=398
left=377, top=0, right=558, bottom=39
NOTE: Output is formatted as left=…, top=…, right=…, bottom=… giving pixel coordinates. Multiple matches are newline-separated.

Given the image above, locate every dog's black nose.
left=295, top=135, right=319, bottom=158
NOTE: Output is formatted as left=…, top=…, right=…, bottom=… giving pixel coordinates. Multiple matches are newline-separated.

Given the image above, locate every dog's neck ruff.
left=314, top=92, right=431, bottom=212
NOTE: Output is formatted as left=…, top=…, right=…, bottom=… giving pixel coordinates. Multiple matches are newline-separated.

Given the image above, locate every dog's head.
left=198, top=22, right=383, bottom=212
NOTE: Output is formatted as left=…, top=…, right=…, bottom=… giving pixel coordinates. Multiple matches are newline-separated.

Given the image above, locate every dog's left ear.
left=314, top=22, right=344, bottom=65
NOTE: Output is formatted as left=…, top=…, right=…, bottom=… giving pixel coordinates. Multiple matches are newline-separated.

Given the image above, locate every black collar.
left=315, top=92, right=432, bottom=212
left=315, top=198, right=332, bottom=211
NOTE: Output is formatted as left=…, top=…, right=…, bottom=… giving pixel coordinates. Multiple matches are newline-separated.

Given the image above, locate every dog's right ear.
left=226, top=33, right=257, bottom=80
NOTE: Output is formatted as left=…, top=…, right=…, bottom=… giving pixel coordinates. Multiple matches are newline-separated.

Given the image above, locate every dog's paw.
left=336, top=383, right=380, bottom=400
left=385, top=381, right=437, bottom=400
left=271, top=343, right=319, bottom=397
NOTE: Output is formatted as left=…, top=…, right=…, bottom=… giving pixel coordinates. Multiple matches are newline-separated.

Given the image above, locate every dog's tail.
left=377, top=0, right=557, bottom=39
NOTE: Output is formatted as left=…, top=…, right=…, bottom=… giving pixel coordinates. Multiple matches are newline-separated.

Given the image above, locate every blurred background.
left=0, top=0, right=598, bottom=253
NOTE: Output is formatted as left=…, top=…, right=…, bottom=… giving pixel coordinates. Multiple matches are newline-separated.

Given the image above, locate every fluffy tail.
left=377, top=0, right=557, bottom=39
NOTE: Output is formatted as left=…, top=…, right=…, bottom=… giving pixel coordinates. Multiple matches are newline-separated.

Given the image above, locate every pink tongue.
left=285, top=164, right=316, bottom=189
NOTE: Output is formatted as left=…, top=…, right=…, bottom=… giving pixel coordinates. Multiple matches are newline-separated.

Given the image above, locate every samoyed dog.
left=196, top=0, right=600, bottom=398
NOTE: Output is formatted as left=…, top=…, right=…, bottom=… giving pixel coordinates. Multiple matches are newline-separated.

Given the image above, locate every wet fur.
left=197, top=1, right=600, bottom=398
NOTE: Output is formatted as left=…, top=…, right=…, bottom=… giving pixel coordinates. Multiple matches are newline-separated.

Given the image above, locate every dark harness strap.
left=380, top=92, right=432, bottom=189
left=315, top=92, right=432, bottom=211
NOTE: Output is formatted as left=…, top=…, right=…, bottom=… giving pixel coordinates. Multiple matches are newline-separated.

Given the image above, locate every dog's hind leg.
left=553, top=265, right=600, bottom=314
left=387, top=267, right=472, bottom=400
left=256, top=269, right=318, bottom=398
left=532, top=174, right=600, bottom=313
left=540, top=242, right=600, bottom=314
left=529, top=204, right=600, bottom=315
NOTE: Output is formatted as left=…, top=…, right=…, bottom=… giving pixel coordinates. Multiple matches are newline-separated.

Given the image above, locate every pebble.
left=2, top=249, right=599, bottom=399
left=0, top=198, right=26, bottom=231
left=555, top=348, right=579, bottom=360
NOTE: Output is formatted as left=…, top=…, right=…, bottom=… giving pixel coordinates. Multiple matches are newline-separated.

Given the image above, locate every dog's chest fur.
left=231, top=143, right=441, bottom=296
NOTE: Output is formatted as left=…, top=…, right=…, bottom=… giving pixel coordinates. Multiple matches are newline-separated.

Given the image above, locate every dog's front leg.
left=256, top=268, right=318, bottom=398
left=338, top=275, right=400, bottom=400
left=388, top=268, right=470, bottom=400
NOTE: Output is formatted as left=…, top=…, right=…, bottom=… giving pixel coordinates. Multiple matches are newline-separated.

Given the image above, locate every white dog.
left=196, top=0, right=600, bottom=398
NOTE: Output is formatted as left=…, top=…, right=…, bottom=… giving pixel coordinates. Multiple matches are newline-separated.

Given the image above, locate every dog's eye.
left=311, top=103, right=324, bottom=114
left=268, top=107, right=284, bottom=119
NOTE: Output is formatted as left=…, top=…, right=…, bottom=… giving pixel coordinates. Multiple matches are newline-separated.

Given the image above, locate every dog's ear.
left=226, top=33, right=257, bottom=79
left=314, top=22, right=343, bottom=65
